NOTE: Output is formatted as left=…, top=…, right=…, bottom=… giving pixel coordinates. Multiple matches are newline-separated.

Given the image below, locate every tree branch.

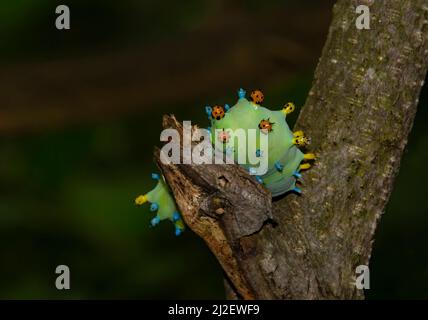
left=156, top=0, right=428, bottom=299
left=155, top=115, right=273, bottom=299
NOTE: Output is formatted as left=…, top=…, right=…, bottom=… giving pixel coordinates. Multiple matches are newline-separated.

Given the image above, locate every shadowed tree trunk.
left=156, top=0, right=428, bottom=299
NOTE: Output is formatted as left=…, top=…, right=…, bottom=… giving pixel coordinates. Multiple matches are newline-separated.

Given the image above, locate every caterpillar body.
left=135, top=89, right=314, bottom=235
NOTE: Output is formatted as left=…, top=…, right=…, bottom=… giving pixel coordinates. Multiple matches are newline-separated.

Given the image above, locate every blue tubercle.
left=274, top=161, right=284, bottom=172
left=150, top=203, right=159, bottom=212
left=175, top=226, right=183, bottom=236
left=151, top=216, right=160, bottom=226
left=292, top=187, right=302, bottom=194
left=293, top=171, right=302, bottom=179
left=225, top=104, right=230, bottom=111
left=151, top=173, right=160, bottom=180
left=255, top=149, right=262, bottom=157
left=205, top=106, right=212, bottom=119
left=255, top=176, right=264, bottom=184
left=238, top=88, right=246, bottom=99
left=249, top=167, right=257, bottom=175
left=172, top=212, right=180, bottom=222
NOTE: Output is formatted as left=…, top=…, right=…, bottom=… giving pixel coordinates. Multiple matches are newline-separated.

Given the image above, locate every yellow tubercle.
left=293, top=130, right=304, bottom=138
left=282, top=102, right=296, bottom=115
left=175, top=219, right=185, bottom=230
left=293, top=136, right=310, bottom=147
left=300, top=163, right=311, bottom=170
left=135, top=194, right=148, bottom=205
left=304, top=153, right=316, bottom=160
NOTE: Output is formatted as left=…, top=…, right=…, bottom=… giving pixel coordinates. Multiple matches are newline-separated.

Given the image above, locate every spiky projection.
left=135, top=173, right=185, bottom=236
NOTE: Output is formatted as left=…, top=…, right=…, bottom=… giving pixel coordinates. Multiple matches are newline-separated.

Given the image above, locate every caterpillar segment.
left=135, top=173, right=185, bottom=236
left=209, top=88, right=312, bottom=197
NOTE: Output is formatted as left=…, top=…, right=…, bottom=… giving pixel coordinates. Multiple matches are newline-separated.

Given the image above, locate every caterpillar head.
left=211, top=105, right=225, bottom=120
left=258, top=118, right=274, bottom=134
left=250, top=90, right=264, bottom=104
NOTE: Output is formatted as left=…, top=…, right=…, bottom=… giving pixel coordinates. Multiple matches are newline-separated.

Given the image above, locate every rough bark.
left=156, top=0, right=428, bottom=299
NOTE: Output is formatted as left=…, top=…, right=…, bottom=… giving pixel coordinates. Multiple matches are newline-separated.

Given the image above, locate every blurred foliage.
left=0, top=0, right=209, bottom=62
left=0, top=109, right=225, bottom=299
left=0, top=0, right=427, bottom=299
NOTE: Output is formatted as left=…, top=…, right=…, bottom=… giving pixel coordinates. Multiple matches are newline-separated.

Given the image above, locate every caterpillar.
left=135, top=88, right=314, bottom=236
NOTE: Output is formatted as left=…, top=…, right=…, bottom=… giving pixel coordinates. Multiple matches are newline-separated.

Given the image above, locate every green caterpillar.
left=135, top=88, right=314, bottom=236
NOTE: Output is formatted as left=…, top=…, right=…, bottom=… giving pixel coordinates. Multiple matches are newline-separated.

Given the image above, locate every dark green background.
left=0, top=0, right=427, bottom=299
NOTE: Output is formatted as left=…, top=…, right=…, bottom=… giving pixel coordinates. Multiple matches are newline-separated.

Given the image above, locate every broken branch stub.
left=154, top=115, right=273, bottom=299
